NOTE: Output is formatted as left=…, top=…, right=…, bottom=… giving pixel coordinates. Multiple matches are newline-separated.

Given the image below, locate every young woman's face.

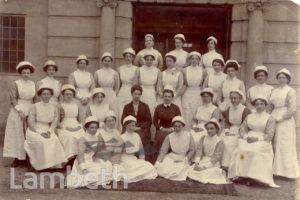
left=124, top=53, right=134, bottom=64
left=206, top=123, right=217, bottom=137
left=105, top=116, right=116, bottom=129
left=163, top=91, right=173, bottom=104
left=254, top=99, right=266, bottom=113
left=41, top=89, right=52, bottom=103
left=126, top=121, right=136, bottom=133
left=190, top=55, right=200, bottom=66
left=46, top=66, right=56, bottom=77
left=256, top=71, right=267, bottom=84
left=77, top=60, right=87, bottom=70
left=87, top=123, right=99, bottom=135
left=21, top=69, right=31, bottom=80
left=201, top=93, right=212, bottom=104
left=173, top=121, right=184, bottom=133
left=230, top=92, right=242, bottom=106
left=166, top=57, right=175, bottom=68
left=103, top=57, right=112, bottom=67
left=226, top=67, right=236, bottom=78
left=145, top=56, right=154, bottom=67
left=93, top=93, right=104, bottom=104
left=277, top=73, right=289, bottom=85
left=207, top=40, right=216, bottom=51
left=145, top=37, right=154, bottom=48
left=132, top=90, right=142, bottom=102
left=212, top=61, right=222, bottom=73
left=63, top=89, right=74, bottom=102
left=174, top=38, right=183, bottom=49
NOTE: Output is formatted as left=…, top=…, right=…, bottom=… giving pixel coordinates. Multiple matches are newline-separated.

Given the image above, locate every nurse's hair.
left=84, top=121, right=99, bottom=129
left=276, top=72, right=291, bottom=84
left=254, top=70, right=268, bottom=79
left=131, top=84, right=143, bottom=94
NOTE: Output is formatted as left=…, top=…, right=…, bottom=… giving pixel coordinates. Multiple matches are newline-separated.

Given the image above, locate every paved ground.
left=0, top=147, right=299, bottom=200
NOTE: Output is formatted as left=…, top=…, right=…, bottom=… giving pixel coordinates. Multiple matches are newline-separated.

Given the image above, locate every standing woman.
left=157, top=53, right=184, bottom=110
left=94, top=52, right=120, bottom=120
left=117, top=48, right=138, bottom=126
left=219, top=60, right=246, bottom=112
left=155, top=116, right=195, bottom=181
left=246, top=65, right=273, bottom=112
left=202, top=36, right=224, bottom=75
left=190, top=88, right=221, bottom=148
left=57, top=84, right=85, bottom=161
left=3, top=61, right=36, bottom=167
left=86, top=88, right=111, bottom=128
left=203, top=58, right=227, bottom=104
left=134, top=34, right=163, bottom=71
left=270, top=68, right=299, bottom=179
left=137, top=51, right=160, bottom=117
left=68, top=55, right=95, bottom=116
left=182, top=51, right=206, bottom=130
left=37, top=60, right=61, bottom=106
left=24, top=85, right=66, bottom=170
left=169, top=34, right=189, bottom=69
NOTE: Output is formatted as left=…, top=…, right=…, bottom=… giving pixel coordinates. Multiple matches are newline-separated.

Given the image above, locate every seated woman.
left=86, top=88, right=110, bottom=128
left=155, top=116, right=195, bottom=181
left=188, top=118, right=228, bottom=184
left=97, top=110, right=124, bottom=182
left=121, top=85, right=152, bottom=147
left=153, top=85, right=181, bottom=162
left=68, top=116, right=113, bottom=188
left=190, top=88, right=221, bottom=148
left=120, top=115, right=157, bottom=183
left=228, top=96, right=279, bottom=187
left=221, top=90, right=250, bottom=169
left=24, top=85, right=67, bottom=170
left=57, top=84, right=85, bottom=161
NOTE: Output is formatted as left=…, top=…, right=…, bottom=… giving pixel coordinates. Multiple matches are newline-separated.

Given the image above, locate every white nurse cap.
left=174, top=34, right=186, bottom=42
left=76, top=54, right=88, bottom=64
left=123, top=48, right=136, bottom=56
left=207, top=36, right=218, bottom=45
left=91, top=88, right=106, bottom=98
left=123, top=115, right=137, bottom=125
left=172, top=116, right=186, bottom=126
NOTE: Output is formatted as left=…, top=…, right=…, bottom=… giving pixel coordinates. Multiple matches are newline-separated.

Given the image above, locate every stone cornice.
left=96, top=0, right=118, bottom=8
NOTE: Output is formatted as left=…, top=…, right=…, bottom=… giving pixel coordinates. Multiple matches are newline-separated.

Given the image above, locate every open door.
left=132, top=3, right=232, bottom=62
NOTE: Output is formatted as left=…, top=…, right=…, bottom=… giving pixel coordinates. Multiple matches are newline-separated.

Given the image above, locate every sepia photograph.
left=0, top=0, right=299, bottom=199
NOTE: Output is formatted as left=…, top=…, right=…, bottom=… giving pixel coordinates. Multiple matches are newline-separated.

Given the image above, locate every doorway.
left=132, top=3, right=232, bottom=62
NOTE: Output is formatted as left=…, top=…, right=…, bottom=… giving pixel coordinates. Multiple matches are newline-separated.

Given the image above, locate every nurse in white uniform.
left=37, top=60, right=61, bottom=106
left=168, top=34, right=189, bottom=69
left=202, top=36, right=224, bottom=75
left=3, top=61, right=36, bottom=167
left=134, top=34, right=164, bottom=71
left=246, top=65, right=273, bottom=112
left=24, top=85, right=67, bottom=170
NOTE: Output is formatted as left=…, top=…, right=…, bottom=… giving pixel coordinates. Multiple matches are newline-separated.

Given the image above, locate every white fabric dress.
left=3, top=79, right=35, bottom=160
left=202, top=50, right=223, bottom=75
left=190, top=103, right=217, bottom=149
left=95, top=67, right=119, bottom=117
left=219, top=76, right=245, bottom=112
left=118, top=64, right=138, bottom=114
left=24, top=102, right=67, bottom=170
left=88, top=103, right=110, bottom=128
left=67, top=131, right=113, bottom=188
left=247, top=83, right=273, bottom=112
left=182, top=65, right=204, bottom=130
left=38, top=76, right=61, bottom=105
left=228, top=111, right=279, bottom=187
left=206, top=71, right=227, bottom=104
left=72, top=69, right=94, bottom=100
left=120, top=132, right=157, bottom=183
left=169, top=49, right=188, bottom=69
left=221, top=104, right=246, bottom=167
left=157, top=131, right=193, bottom=181
left=139, top=65, right=159, bottom=117
left=188, top=135, right=228, bottom=184
left=157, top=69, right=183, bottom=111
left=270, top=85, right=299, bottom=178
left=57, top=102, right=85, bottom=160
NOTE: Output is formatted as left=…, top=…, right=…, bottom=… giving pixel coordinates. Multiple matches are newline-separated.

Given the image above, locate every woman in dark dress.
left=152, top=85, right=181, bottom=162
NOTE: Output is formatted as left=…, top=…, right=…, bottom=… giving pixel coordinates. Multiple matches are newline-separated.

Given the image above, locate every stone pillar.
left=245, top=1, right=264, bottom=88
left=96, top=0, right=118, bottom=58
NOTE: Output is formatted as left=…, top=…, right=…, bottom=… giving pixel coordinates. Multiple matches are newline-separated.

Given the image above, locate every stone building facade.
left=0, top=0, right=299, bottom=137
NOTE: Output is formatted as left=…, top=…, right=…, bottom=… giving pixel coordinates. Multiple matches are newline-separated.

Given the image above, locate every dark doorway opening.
left=132, top=3, right=232, bottom=61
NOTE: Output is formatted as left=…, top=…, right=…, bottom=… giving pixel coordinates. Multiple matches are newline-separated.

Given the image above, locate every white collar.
left=164, top=103, right=171, bottom=107
left=231, top=103, right=242, bottom=110
left=209, top=49, right=216, bottom=53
